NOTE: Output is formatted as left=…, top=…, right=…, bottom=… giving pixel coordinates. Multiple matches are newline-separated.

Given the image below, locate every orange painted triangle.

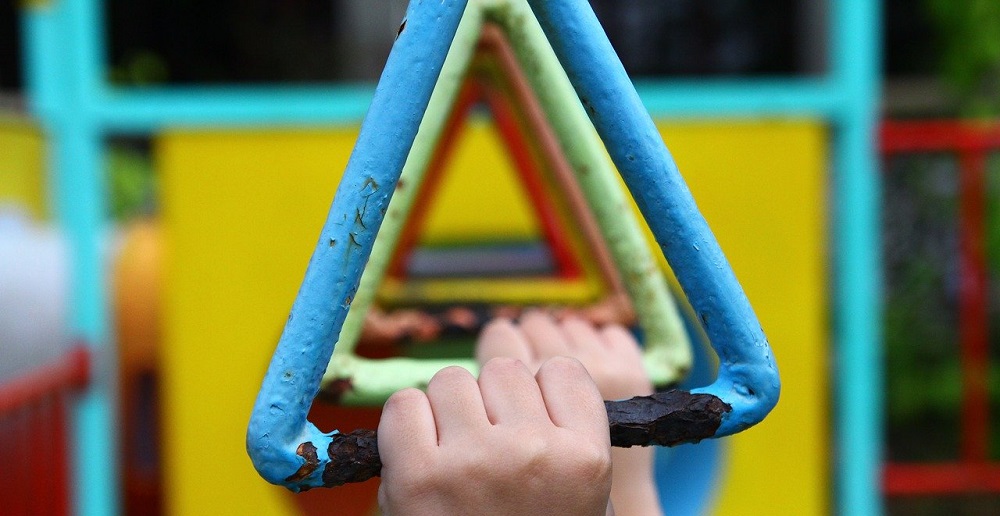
left=380, top=24, right=627, bottom=305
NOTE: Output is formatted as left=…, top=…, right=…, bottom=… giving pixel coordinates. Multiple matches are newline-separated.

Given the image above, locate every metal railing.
left=881, top=120, right=1000, bottom=495
left=0, top=346, right=89, bottom=514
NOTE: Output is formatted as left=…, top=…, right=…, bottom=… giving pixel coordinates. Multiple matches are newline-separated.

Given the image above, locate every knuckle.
left=565, top=442, right=612, bottom=481
left=383, top=387, right=426, bottom=413
left=481, top=356, right=528, bottom=376
left=540, top=355, right=586, bottom=376
left=428, top=365, right=475, bottom=390
left=602, top=325, right=639, bottom=348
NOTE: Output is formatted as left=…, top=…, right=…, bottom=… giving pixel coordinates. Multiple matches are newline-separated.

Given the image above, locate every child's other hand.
left=476, top=310, right=653, bottom=400
left=377, top=357, right=613, bottom=516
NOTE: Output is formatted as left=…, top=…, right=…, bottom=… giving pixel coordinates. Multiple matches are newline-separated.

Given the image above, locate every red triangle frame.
left=381, top=25, right=627, bottom=307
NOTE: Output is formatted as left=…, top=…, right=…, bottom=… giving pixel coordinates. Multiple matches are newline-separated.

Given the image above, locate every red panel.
left=51, top=393, right=72, bottom=516
left=28, top=397, right=52, bottom=515
left=10, top=407, right=29, bottom=516
left=885, top=463, right=1000, bottom=495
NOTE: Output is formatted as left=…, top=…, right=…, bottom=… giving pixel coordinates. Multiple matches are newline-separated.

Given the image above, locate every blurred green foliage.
left=109, top=50, right=169, bottom=86
left=108, top=144, right=157, bottom=221
left=926, top=0, right=1000, bottom=116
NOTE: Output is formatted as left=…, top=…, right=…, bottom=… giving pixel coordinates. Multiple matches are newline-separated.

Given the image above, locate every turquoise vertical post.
left=832, top=0, right=883, bottom=514
left=22, top=0, right=119, bottom=514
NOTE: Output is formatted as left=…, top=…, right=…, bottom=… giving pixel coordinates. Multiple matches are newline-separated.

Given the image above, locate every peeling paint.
left=283, top=442, right=320, bottom=483
left=249, top=0, right=778, bottom=492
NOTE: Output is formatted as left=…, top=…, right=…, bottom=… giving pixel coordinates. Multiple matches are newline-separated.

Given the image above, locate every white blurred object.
left=0, top=207, right=71, bottom=382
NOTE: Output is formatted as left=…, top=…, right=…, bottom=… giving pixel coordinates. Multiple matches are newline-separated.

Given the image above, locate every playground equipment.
left=0, top=202, right=86, bottom=514
left=19, top=0, right=878, bottom=512
left=879, top=121, right=1000, bottom=496
left=247, top=0, right=778, bottom=491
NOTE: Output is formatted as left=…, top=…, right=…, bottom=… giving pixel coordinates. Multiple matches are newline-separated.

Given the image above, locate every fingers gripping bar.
left=314, top=392, right=731, bottom=487
left=247, top=0, right=779, bottom=492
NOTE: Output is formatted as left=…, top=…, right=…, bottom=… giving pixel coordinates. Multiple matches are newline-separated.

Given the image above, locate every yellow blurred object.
left=115, top=219, right=162, bottom=371
left=159, top=120, right=828, bottom=515
left=113, top=219, right=164, bottom=514
left=0, top=117, right=47, bottom=219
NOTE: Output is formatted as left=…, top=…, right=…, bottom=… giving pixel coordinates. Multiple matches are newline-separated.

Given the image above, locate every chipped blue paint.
left=249, top=0, right=779, bottom=490
left=246, top=0, right=469, bottom=490
left=526, top=0, right=780, bottom=437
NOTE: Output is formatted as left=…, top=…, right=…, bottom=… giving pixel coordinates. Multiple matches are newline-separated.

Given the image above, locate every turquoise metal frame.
left=20, top=0, right=881, bottom=514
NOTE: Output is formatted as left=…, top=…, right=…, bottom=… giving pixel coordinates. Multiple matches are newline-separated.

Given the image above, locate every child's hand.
left=476, top=311, right=663, bottom=516
left=476, top=311, right=653, bottom=400
left=377, top=357, right=613, bottom=516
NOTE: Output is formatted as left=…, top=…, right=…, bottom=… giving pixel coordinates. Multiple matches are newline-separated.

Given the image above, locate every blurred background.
left=1, top=0, right=999, bottom=515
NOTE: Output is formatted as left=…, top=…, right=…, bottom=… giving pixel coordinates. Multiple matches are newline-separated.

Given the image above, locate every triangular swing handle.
left=247, top=0, right=779, bottom=491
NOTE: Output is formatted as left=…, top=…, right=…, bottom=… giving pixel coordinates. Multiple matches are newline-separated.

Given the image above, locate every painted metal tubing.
left=23, top=1, right=120, bottom=514
left=478, top=25, right=626, bottom=297
left=304, top=389, right=731, bottom=487
left=526, top=0, right=779, bottom=437
left=832, top=0, right=883, bottom=513
left=323, top=0, right=690, bottom=404
left=254, top=0, right=777, bottom=487
left=81, top=81, right=844, bottom=134
left=246, top=0, right=469, bottom=490
left=492, top=0, right=692, bottom=386
left=322, top=7, right=486, bottom=405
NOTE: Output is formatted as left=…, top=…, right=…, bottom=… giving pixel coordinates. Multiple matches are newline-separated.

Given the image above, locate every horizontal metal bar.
left=91, top=85, right=376, bottom=132
left=884, top=463, right=1000, bottom=495
left=881, top=120, right=1000, bottom=154
left=0, top=346, right=89, bottom=414
left=81, top=79, right=845, bottom=134
left=633, top=78, right=844, bottom=118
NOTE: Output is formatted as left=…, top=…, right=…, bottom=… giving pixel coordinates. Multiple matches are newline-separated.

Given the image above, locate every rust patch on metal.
left=605, top=390, right=732, bottom=447
left=284, top=441, right=320, bottom=483
left=314, top=392, right=732, bottom=486
left=317, top=378, right=354, bottom=404
left=323, top=429, right=382, bottom=487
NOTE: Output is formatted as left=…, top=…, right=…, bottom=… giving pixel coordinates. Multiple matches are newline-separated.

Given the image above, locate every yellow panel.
left=421, top=118, right=539, bottom=242
left=159, top=120, right=828, bottom=515
left=0, top=118, right=47, bottom=219
left=158, top=129, right=358, bottom=516
left=649, top=120, right=829, bottom=516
